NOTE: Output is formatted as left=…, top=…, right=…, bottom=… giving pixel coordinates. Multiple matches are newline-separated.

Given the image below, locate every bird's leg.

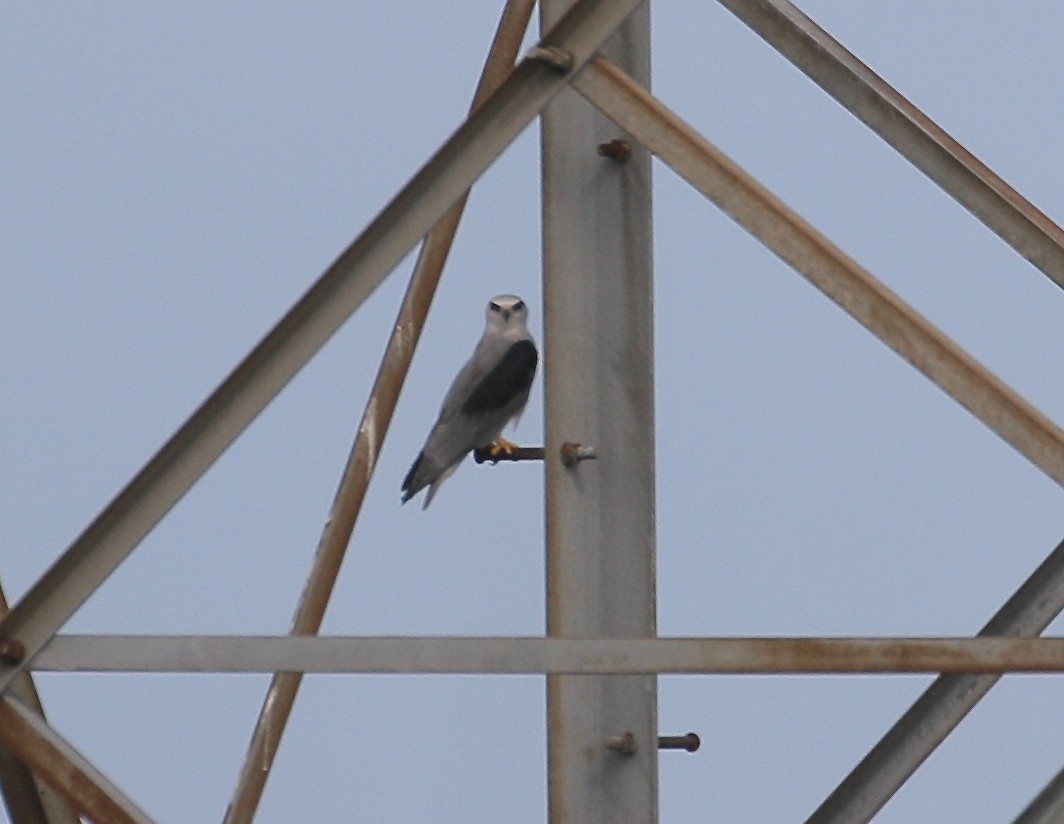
left=486, top=436, right=521, bottom=460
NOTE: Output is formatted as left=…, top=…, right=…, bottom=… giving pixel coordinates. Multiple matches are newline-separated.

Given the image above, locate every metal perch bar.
left=473, top=445, right=545, bottom=463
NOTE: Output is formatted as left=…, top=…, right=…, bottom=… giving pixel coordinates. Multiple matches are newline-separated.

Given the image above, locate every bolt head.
left=0, top=640, right=25, bottom=664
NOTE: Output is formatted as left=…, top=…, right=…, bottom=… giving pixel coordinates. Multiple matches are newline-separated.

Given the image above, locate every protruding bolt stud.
left=560, top=442, right=597, bottom=467
left=473, top=445, right=544, bottom=464
left=526, top=45, right=574, bottom=74
left=605, top=731, right=638, bottom=755
left=597, top=138, right=631, bottom=162
left=0, top=640, right=25, bottom=665
left=658, top=732, right=701, bottom=752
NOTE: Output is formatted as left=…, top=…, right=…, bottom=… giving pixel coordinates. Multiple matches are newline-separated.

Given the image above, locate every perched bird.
left=402, top=294, right=538, bottom=509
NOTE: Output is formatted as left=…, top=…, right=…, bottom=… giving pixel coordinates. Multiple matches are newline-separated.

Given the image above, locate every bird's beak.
left=502, top=309, right=511, bottom=320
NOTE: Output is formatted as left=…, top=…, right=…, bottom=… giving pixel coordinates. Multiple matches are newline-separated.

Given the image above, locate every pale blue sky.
left=4, top=3, right=1064, bottom=821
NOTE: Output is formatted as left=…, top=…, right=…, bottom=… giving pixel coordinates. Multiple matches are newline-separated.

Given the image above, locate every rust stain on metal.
left=226, top=2, right=539, bottom=821
left=526, top=45, right=574, bottom=74
left=749, top=637, right=1064, bottom=674
left=576, top=56, right=1064, bottom=493
left=597, top=138, right=631, bottom=161
left=559, top=442, right=596, bottom=466
left=605, top=731, right=638, bottom=755
left=0, top=699, right=143, bottom=823
left=0, top=640, right=25, bottom=664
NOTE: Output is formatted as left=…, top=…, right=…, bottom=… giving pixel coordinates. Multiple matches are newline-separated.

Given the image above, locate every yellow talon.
left=488, top=437, right=520, bottom=459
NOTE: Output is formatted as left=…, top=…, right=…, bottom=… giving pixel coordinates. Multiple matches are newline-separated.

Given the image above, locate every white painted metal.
left=541, top=1, right=658, bottom=822
left=29, top=635, right=1064, bottom=675
left=6, top=5, right=1064, bottom=823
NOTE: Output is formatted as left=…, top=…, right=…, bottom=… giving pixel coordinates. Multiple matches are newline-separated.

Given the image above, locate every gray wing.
left=401, top=337, right=537, bottom=506
left=437, top=332, right=513, bottom=421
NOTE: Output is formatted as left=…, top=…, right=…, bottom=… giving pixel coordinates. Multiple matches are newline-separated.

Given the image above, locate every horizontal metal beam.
left=716, top=0, right=1064, bottom=290
left=30, top=635, right=1064, bottom=675
left=0, top=0, right=646, bottom=695
left=0, top=697, right=154, bottom=824
left=573, top=57, right=1064, bottom=492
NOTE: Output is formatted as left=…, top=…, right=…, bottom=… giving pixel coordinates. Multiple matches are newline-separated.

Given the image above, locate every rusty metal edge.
left=716, top=0, right=1064, bottom=290
left=0, top=580, right=85, bottom=824
left=0, top=0, right=646, bottom=696
left=0, top=696, right=154, bottom=824
left=573, top=57, right=1064, bottom=492
left=805, top=534, right=1064, bottom=823
left=221, top=2, right=538, bottom=822
left=30, top=635, right=1064, bottom=675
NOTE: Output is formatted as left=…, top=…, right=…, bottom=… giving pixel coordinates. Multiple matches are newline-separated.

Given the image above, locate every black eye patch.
left=489, top=303, right=501, bottom=312
left=512, top=300, right=525, bottom=312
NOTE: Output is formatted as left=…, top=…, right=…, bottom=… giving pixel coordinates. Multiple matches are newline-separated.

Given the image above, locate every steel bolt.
left=560, top=442, right=597, bottom=467
left=0, top=639, right=25, bottom=665
left=658, top=732, right=701, bottom=752
left=526, top=45, right=574, bottom=74
left=605, top=731, right=638, bottom=755
left=597, top=139, right=631, bottom=162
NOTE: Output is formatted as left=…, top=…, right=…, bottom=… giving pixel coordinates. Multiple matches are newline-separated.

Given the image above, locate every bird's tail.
left=401, top=451, right=430, bottom=504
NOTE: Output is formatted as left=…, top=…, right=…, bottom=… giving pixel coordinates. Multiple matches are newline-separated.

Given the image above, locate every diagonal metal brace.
left=0, top=0, right=648, bottom=696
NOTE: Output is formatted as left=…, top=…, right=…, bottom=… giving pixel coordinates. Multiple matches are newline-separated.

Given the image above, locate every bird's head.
left=485, top=294, right=529, bottom=330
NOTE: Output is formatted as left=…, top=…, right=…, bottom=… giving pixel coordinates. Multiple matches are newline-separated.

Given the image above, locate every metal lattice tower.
left=3, top=1, right=1064, bottom=822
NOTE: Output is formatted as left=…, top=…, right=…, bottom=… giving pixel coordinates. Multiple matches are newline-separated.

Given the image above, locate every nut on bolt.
left=526, top=45, right=574, bottom=74
left=0, top=639, right=25, bottom=665
left=560, top=442, right=596, bottom=467
left=597, top=139, right=631, bottom=162
left=605, top=731, right=638, bottom=755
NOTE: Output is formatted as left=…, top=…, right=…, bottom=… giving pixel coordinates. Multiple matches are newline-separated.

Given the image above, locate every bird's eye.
left=489, top=302, right=501, bottom=312
left=512, top=300, right=525, bottom=312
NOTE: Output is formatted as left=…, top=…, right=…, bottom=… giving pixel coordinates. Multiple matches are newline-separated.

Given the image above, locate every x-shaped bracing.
left=4, top=0, right=1064, bottom=822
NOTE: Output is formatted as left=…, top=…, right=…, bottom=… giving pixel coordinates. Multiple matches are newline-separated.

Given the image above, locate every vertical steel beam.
left=573, top=59, right=1064, bottom=823
left=541, top=2, right=658, bottom=823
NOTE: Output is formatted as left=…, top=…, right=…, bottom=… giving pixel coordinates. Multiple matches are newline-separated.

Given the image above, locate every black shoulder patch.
left=462, top=340, right=537, bottom=414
